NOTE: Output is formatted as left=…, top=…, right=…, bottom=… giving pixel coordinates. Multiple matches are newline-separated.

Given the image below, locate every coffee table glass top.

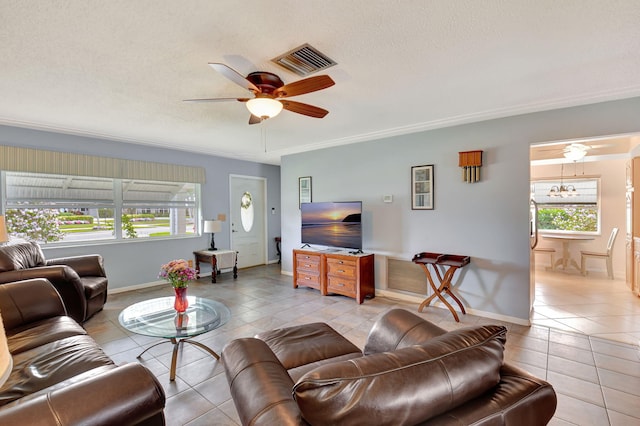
left=118, top=296, right=230, bottom=339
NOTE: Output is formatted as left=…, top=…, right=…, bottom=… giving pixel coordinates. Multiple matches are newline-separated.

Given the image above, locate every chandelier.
left=548, top=163, right=579, bottom=198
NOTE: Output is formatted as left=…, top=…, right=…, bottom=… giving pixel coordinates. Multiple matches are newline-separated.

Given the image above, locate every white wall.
left=531, top=158, right=627, bottom=277
left=0, top=125, right=281, bottom=290
left=281, top=97, right=640, bottom=323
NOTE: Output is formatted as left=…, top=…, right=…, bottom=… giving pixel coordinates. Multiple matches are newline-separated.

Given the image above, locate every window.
left=240, top=191, right=254, bottom=232
left=531, top=177, right=600, bottom=234
left=121, top=179, right=197, bottom=239
left=2, top=171, right=200, bottom=244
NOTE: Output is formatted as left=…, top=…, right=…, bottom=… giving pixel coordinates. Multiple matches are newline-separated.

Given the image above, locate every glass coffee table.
left=119, top=296, right=231, bottom=381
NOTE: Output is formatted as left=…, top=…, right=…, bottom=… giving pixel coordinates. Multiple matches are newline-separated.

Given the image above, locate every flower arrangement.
left=159, top=259, right=197, bottom=288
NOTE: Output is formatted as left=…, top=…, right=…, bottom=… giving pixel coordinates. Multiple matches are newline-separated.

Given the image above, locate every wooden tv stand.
left=293, top=249, right=375, bottom=304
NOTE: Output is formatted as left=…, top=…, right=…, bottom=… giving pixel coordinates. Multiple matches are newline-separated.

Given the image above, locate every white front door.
left=230, top=175, right=267, bottom=269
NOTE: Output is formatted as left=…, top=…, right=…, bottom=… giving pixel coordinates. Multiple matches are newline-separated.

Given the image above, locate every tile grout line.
left=588, top=335, right=612, bottom=425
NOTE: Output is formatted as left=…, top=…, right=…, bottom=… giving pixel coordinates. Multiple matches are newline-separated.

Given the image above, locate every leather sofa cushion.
left=0, top=334, right=113, bottom=406
left=7, top=316, right=87, bottom=355
left=257, top=322, right=361, bottom=370
left=364, top=308, right=448, bottom=355
left=0, top=242, right=46, bottom=273
left=293, top=325, right=507, bottom=426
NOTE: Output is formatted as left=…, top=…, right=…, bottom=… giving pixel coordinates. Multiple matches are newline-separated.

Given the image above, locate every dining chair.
left=580, top=227, right=618, bottom=279
left=533, top=247, right=556, bottom=271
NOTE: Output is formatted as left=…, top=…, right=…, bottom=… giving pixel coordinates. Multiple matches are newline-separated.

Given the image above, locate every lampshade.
left=0, top=216, right=8, bottom=243
left=203, top=220, right=222, bottom=234
left=0, top=310, right=13, bottom=388
left=246, top=98, right=283, bottom=119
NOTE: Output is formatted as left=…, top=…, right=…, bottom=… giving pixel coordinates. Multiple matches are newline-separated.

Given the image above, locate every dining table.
left=541, top=234, right=595, bottom=272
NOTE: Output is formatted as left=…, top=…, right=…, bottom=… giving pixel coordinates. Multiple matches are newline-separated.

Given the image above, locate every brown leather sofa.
left=223, top=309, right=557, bottom=425
left=0, top=241, right=108, bottom=323
left=0, top=278, right=165, bottom=425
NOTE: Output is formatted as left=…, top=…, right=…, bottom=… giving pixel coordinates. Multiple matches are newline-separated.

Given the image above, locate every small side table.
left=193, top=249, right=238, bottom=283
left=412, top=252, right=470, bottom=322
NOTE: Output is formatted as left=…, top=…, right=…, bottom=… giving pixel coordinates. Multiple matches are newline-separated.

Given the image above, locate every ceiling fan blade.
left=249, top=114, right=262, bottom=125
left=281, top=100, right=329, bottom=118
left=183, top=98, right=250, bottom=103
left=273, top=75, right=335, bottom=98
left=208, top=63, right=260, bottom=93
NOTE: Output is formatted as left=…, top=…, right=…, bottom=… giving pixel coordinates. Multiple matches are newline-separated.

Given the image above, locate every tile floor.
left=532, top=268, right=640, bottom=346
left=84, top=264, right=640, bottom=425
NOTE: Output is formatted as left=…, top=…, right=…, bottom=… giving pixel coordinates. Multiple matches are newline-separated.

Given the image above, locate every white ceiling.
left=1, top=1, right=639, bottom=165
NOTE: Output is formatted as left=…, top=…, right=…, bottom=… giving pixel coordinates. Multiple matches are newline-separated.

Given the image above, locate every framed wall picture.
left=411, top=165, right=434, bottom=210
left=299, top=176, right=312, bottom=208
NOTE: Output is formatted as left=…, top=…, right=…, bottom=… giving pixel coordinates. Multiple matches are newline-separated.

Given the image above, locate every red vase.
left=173, top=287, right=189, bottom=313
left=175, top=312, right=189, bottom=330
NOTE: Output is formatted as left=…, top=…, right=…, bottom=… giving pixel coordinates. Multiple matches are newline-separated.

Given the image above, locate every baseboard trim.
left=108, top=280, right=166, bottom=294
left=108, top=273, right=215, bottom=294
left=376, top=289, right=530, bottom=326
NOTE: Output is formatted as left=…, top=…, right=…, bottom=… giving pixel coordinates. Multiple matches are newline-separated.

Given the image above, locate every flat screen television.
left=301, top=201, right=362, bottom=250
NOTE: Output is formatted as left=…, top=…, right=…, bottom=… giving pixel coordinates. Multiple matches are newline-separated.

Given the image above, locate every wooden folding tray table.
left=411, top=252, right=470, bottom=322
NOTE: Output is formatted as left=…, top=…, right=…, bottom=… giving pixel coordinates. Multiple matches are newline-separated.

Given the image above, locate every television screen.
left=301, top=201, right=362, bottom=250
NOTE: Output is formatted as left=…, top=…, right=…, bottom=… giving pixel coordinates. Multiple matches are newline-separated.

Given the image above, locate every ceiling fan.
left=184, top=63, right=335, bottom=124
left=535, top=142, right=615, bottom=161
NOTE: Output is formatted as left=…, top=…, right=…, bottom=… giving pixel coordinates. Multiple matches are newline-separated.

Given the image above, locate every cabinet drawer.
left=296, top=255, right=321, bottom=272
left=296, top=253, right=321, bottom=263
left=327, top=276, right=356, bottom=295
left=326, top=258, right=356, bottom=278
left=296, top=272, right=321, bottom=289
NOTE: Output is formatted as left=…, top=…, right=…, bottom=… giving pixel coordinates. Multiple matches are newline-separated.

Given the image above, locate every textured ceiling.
left=1, top=1, right=639, bottom=165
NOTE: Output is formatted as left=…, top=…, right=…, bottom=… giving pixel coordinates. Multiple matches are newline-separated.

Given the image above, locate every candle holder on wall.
left=459, top=150, right=483, bottom=183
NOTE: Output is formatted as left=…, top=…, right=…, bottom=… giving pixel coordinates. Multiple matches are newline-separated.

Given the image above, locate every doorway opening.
left=529, top=133, right=640, bottom=345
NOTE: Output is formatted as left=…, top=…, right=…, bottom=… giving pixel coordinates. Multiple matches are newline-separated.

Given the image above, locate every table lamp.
left=0, top=216, right=8, bottom=244
left=0, top=310, right=13, bottom=388
left=203, top=220, right=222, bottom=251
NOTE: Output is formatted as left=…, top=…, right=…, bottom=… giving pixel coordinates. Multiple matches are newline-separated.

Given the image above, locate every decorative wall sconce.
left=459, top=150, right=483, bottom=183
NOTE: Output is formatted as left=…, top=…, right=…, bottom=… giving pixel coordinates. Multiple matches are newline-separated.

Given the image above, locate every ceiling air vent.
left=272, top=43, right=337, bottom=77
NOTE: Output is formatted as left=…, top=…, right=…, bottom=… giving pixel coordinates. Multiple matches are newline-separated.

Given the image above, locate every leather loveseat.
left=0, top=241, right=108, bottom=323
left=223, top=309, right=557, bottom=425
left=0, top=278, right=165, bottom=425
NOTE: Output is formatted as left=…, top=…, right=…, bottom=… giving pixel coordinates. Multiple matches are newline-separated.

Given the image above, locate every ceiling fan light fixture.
left=563, top=144, right=588, bottom=161
left=246, top=98, right=283, bottom=119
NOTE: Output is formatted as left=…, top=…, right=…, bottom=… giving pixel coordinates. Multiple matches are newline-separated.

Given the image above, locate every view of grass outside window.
left=531, top=177, right=600, bottom=233
left=2, top=171, right=199, bottom=244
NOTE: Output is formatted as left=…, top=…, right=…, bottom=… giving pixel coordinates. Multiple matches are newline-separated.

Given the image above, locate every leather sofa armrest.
left=0, top=266, right=86, bottom=324
left=363, top=309, right=448, bottom=355
left=0, top=278, right=65, bottom=331
left=46, top=254, right=106, bottom=277
left=223, top=338, right=305, bottom=426
left=0, top=363, right=166, bottom=426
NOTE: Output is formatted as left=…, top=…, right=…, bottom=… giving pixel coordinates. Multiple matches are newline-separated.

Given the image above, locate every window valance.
left=0, top=145, right=205, bottom=184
